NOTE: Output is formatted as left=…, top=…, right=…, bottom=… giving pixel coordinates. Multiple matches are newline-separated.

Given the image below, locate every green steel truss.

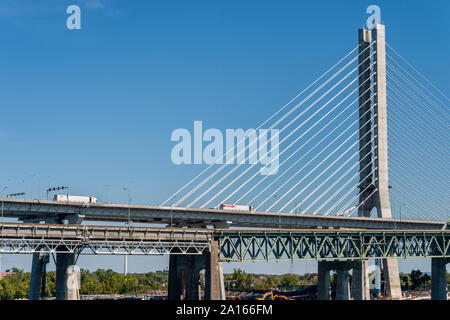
left=216, top=230, right=450, bottom=262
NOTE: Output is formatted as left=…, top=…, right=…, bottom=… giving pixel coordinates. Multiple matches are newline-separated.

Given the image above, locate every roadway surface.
left=0, top=198, right=447, bottom=230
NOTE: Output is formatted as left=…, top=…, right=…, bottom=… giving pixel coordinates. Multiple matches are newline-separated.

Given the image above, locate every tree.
left=280, top=274, right=298, bottom=289
left=409, top=270, right=430, bottom=290
left=400, top=273, right=412, bottom=290
left=230, top=268, right=253, bottom=291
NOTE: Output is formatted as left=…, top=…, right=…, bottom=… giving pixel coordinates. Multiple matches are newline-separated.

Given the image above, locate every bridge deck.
left=0, top=223, right=448, bottom=261
left=0, top=198, right=446, bottom=230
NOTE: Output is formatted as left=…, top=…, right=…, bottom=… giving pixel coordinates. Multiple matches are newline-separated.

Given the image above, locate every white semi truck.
left=53, top=195, right=97, bottom=204
left=219, top=204, right=253, bottom=211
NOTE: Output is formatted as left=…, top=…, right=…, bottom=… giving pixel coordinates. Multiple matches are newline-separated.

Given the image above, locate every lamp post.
left=293, top=201, right=302, bottom=214
left=1, top=186, right=7, bottom=224
left=0, top=186, right=7, bottom=276
left=6, top=193, right=27, bottom=223
left=399, top=203, right=405, bottom=222
left=123, top=187, right=131, bottom=225
left=7, top=192, right=26, bottom=198
left=46, top=186, right=69, bottom=202
left=169, top=196, right=176, bottom=229
left=123, top=187, right=131, bottom=275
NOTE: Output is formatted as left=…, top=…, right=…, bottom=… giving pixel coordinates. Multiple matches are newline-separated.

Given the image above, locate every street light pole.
left=293, top=201, right=302, bottom=214
left=1, top=186, right=7, bottom=224
left=1, top=186, right=7, bottom=277
left=170, top=196, right=175, bottom=229
left=2, top=186, right=8, bottom=223
left=400, top=203, right=405, bottom=222
left=123, top=187, right=131, bottom=275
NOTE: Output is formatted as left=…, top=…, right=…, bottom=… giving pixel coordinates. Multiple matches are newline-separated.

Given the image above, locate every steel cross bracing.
left=0, top=239, right=210, bottom=255
left=216, top=230, right=450, bottom=262
left=0, top=223, right=211, bottom=255
left=1, top=223, right=449, bottom=262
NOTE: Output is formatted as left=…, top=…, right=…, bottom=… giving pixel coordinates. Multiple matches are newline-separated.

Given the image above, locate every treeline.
left=224, top=268, right=318, bottom=291
left=224, top=268, right=450, bottom=292
left=399, top=269, right=436, bottom=291
left=0, top=267, right=448, bottom=299
left=0, top=268, right=168, bottom=299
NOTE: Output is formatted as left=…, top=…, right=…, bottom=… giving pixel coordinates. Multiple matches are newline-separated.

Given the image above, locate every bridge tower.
left=357, top=24, right=402, bottom=299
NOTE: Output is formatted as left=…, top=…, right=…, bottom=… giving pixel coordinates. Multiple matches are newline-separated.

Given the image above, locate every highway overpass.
left=0, top=198, right=447, bottom=230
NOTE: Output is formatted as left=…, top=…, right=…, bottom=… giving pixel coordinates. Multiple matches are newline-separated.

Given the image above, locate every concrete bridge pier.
left=351, top=260, right=370, bottom=300
left=335, top=269, right=350, bottom=300
left=317, top=262, right=331, bottom=300
left=27, top=214, right=83, bottom=300
left=317, top=260, right=370, bottom=300
left=28, top=248, right=49, bottom=300
left=168, top=240, right=225, bottom=300
left=431, top=257, right=449, bottom=300
left=55, top=249, right=76, bottom=300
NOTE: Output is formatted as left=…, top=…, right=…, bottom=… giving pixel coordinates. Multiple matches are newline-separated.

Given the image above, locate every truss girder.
left=217, top=231, right=450, bottom=262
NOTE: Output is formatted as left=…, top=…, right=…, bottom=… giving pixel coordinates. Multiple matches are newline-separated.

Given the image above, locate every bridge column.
left=204, top=240, right=225, bottom=300
left=29, top=248, right=49, bottom=300
left=317, top=261, right=370, bottom=300
left=351, top=260, right=370, bottom=300
left=317, top=262, right=331, bottom=300
left=168, top=255, right=185, bottom=300
left=382, top=258, right=402, bottom=299
left=335, top=269, right=350, bottom=300
left=168, top=254, right=204, bottom=300
left=55, top=250, right=75, bottom=300
left=168, top=240, right=225, bottom=300
left=26, top=214, right=84, bottom=300
left=431, top=257, right=449, bottom=300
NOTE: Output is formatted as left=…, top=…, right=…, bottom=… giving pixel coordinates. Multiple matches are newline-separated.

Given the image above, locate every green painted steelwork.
left=216, top=230, right=450, bottom=262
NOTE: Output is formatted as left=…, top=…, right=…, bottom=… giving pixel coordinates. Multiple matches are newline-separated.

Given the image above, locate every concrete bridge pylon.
left=357, top=24, right=402, bottom=300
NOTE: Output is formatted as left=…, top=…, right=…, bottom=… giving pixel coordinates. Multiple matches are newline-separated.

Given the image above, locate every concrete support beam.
left=382, top=258, right=402, bottom=299
left=65, top=265, right=81, bottom=300
left=205, top=240, right=225, bottom=300
left=431, top=257, right=449, bottom=300
left=28, top=248, right=47, bottom=300
left=168, top=241, right=225, bottom=300
left=351, top=260, right=370, bottom=300
left=55, top=251, right=75, bottom=300
left=317, top=262, right=331, bottom=300
left=336, top=269, right=350, bottom=300
left=167, top=255, right=204, bottom=300
left=317, top=260, right=371, bottom=300
left=28, top=215, right=82, bottom=300
left=168, top=255, right=185, bottom=300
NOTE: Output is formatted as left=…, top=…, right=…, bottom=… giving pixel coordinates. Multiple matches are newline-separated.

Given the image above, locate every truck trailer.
left=53, top=194, right=97, bottom=204
left=219, top=204, right=253, bottom=211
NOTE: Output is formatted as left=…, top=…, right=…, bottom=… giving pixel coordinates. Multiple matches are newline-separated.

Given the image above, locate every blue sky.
left=0, top=0, right=448, bottom=274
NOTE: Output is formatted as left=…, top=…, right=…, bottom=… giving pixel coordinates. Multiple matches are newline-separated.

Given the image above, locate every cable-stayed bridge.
left=160, top=27, right=447, bottom=223
left=0, top=24, right=448, bottom=301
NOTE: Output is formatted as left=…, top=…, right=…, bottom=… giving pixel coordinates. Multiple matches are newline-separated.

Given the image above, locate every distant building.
left=0, top=270, right=16, bottom=280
